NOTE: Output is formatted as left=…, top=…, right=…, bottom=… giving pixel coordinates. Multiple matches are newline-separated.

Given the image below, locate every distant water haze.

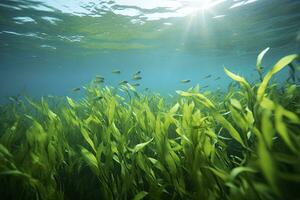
left=1, top=48, right=298, bottom=102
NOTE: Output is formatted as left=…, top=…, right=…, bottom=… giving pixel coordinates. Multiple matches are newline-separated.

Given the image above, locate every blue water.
left=0, top=0, right=300, bottom=102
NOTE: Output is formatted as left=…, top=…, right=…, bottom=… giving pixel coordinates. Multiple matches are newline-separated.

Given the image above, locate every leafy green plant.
left=0, top=50, right=300, bottom=200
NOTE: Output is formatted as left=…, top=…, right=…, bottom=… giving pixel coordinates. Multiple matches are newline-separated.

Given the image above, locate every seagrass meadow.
left=1, top=1, right=300, bottom=199
left=1, top=50, right=300, bottom=200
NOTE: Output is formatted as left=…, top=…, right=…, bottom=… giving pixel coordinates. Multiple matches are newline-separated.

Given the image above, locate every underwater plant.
left=0, top=50, right=300, bottom=200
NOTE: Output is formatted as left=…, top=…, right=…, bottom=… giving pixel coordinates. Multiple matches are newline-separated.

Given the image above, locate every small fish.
left=132, top=75, right=142, bottom=80
left=214, top=77, right=221, bottom=80
left=94, top=79, right=104, bottom=83
left=8, top=96, right=19, bottom=102
left=145, top=88, right=149, bottom=91
left=180, top=79, right=191, bottom=83
left=72, top=87, right=81, bottom=92
left=204, top=75, right=212, bottom=79
left=93, top=96, right=103, bottom=101
left=134, top=70, right=141, bottom=75
left=112, top=70, right=121, bottom=74
left=95, top=75, right=104, bottom=79
left=202, top=85, right=209, bottom=89
left=119, top=80, right=128, bottom=85
left=132, top=83, right=140, bottom=87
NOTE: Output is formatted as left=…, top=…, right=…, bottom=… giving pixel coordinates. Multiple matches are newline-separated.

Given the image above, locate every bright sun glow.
left=179, top=0, right=228, bottom=51
left=201, top=0, right=227, bottom=10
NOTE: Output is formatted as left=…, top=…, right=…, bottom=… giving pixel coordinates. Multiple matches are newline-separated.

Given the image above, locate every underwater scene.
left=1, top=0, right=300, bottom=199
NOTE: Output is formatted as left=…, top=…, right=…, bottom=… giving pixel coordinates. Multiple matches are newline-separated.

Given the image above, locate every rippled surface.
left=1, top=0, right=300, bottom=55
